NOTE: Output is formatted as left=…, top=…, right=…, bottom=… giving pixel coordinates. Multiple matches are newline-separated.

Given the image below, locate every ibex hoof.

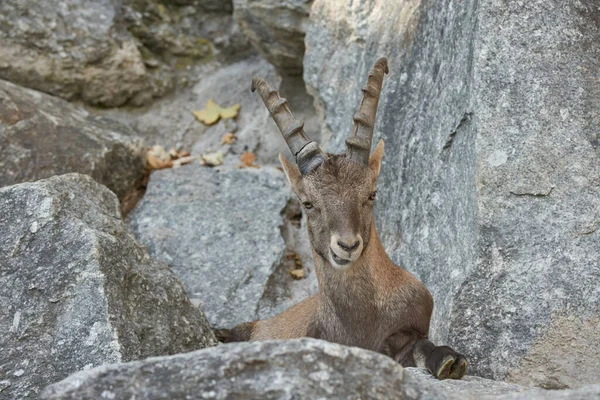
left=428, top=346, right=468, bottom=380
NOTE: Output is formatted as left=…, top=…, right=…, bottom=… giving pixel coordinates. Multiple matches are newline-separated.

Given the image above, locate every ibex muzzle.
left=227, top=57, right=469, bottom=381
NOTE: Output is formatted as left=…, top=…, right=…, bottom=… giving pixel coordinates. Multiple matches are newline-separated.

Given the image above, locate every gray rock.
left=233, top=0, right=312, bottom=75
left=0, top=0, right=170, bottom=107
left=490, top=384, right=600, bottom=400
left=0, top=79, right=147, bottom=209
left=304, top=0, right=600, bottom=388
left=0, top=0, right=249, bottom=107
left=123, top=0, right=251, bottom=66
left=126, top=164, right=318, bottom=328
left=103, top=57, right=284, bottom=163
left=104, top=56, right=322, bottom=167
left=40, top=338, right=538, bottom=400
left=0, top=174, right=217, bottom=400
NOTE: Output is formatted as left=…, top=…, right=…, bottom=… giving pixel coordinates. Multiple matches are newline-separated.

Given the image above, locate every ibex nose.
left=337, top=239, right=360, bottom=252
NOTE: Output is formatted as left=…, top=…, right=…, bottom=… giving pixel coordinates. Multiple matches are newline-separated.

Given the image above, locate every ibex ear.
left=279, top=153, right=302, bottom=189
left=368, top=139, right=385, bottom=177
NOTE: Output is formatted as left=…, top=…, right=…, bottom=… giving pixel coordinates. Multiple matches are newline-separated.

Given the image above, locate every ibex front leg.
left=387, top=332, right=468, bottom=380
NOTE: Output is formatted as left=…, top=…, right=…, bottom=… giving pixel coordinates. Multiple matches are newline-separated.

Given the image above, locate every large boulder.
left=0, top=0, right=249, bottom=107
left=233, top=0, right=312, bottom=75
left=0, top=0, right=169, bottom=107
left=0, top=80, right=146, bottom=209
left=126, top=164, right=318, bottom=329
left=40, top=339, right=547, bottom=400
left=304, top=0, right=600, bottom=389
left=0, top=174, right=217, bottom=399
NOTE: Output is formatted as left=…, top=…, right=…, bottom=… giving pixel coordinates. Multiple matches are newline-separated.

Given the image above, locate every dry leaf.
left=146, top=145, right=173, bottom=170
left=221, top=132, right=237, bottom=145
left=289, top=269, right=305, bottom=280
left=193, top=99, right=241, bottom=126
left=220, top=104, right=241, bottom=119
left=147, top=154, right=173, bottom=170
left=168, top=148, right=179, bottom=159
left=201, top=151, right=224, bottom=167
left=172, top=155, right=197, bottom=168
left=193, top=99, right=221, bottom=125
left=239, top=151, right=258, bottom=168
left=178, top=150, right=191, bottom=158
left=148, top=145, right=170, bottom=161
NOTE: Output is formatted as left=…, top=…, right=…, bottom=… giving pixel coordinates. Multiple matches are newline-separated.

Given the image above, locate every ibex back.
left=222, top=58, right=468, bottom=380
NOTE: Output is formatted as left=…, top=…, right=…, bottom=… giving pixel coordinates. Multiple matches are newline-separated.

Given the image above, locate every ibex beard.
left=220, top=57, right=468, bottom=380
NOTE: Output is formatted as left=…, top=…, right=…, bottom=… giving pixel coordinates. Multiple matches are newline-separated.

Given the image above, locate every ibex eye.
left=369, top=191, right=377, bottom=201
left=303, top=202, right=313, bottom=209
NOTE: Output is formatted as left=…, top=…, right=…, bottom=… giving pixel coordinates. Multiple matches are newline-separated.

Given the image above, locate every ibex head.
left=252, top=58, right=388, bottom=270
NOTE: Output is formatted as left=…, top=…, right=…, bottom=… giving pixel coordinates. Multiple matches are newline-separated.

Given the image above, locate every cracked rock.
left=0, top=174, right=217, bottom=400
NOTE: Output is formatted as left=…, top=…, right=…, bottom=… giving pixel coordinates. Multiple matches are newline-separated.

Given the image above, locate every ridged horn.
left=252, top=77, right=325, bottom=175
left=346, top=57, right=389, bottom=166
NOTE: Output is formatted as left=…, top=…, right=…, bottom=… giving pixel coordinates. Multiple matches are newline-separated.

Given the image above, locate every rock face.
left=0, top=80, right=147, bottom=206
left=0, top=0, right=168, bottom=107
left=106, top=57, right=284, bottom=163
left=127, top=164, right=318, bottom=328
left=0, top=174, right=217, bottom=399
left=305, top=0, right=600, bottom=388
left=122, top=0, right=250, bottom=66
left=233, top=0, right=312, bottom=75
left=0, top=0, right=249, bottom=107
left=104, top=56, right=321, bottom=167
left=40, top=339, right=542, bottom=400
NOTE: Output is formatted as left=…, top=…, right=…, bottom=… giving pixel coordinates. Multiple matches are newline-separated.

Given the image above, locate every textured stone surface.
left=449, top=1, right=600, bottom=388
left=0, top=174, right=217, bottom=400
left=0, top=0, right=169, bottom=107
left=491, top=384, right=600, bottom=400
left=104, top=57, right=286, bottom=163
left=123, top=0, right=250, bottom=66
left=305, top=0, right=600, bottom=388
left=233, top=0, right=312, bottom=75
left=0, top=0, right=249, bottom=107
left=126, top=164, right=318, bottom=328
left=0, top=79, right=146, bottom=204
left=41, top=339, right=535, bottom=400
left=104, top=56, right=321, bottom=167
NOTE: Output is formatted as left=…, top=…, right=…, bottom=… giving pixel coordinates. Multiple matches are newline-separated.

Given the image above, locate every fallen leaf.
left=148, top=145, right=170, bottom=161
left=178, top=150, right=191, bottom=158
left=201, top=151, right=224, bottom=167
left=220, top=104, right=241, bottom=119
left=289, top=269, right=305, bottom=280
left=193, top=99, right=221, bottom=125
left=239, top=151, right=258, bottom=168
left=147, top=153, right=173, bottom=170
left=172, top=155, right=197, bottom=168
left=221, top=132, right=237, bottom=145
left=193, top=99, right=241, bottom=126
left=146, top=145, right=173, bottom=170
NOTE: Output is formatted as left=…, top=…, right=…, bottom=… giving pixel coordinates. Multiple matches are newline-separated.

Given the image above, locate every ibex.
left=222, top=58, right=468, bottom=380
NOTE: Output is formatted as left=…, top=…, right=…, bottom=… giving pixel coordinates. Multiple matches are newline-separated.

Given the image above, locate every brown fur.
left=227, top=141, right=468, bottom=379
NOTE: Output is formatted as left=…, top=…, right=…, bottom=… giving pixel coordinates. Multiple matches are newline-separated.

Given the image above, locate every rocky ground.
left=1, top=0, right=599, bottom=399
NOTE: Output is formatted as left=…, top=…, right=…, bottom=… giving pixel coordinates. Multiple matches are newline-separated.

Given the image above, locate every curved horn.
left=346, top=57, right=389, bottom=165
left=252, top=77, right=325, bottom=175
